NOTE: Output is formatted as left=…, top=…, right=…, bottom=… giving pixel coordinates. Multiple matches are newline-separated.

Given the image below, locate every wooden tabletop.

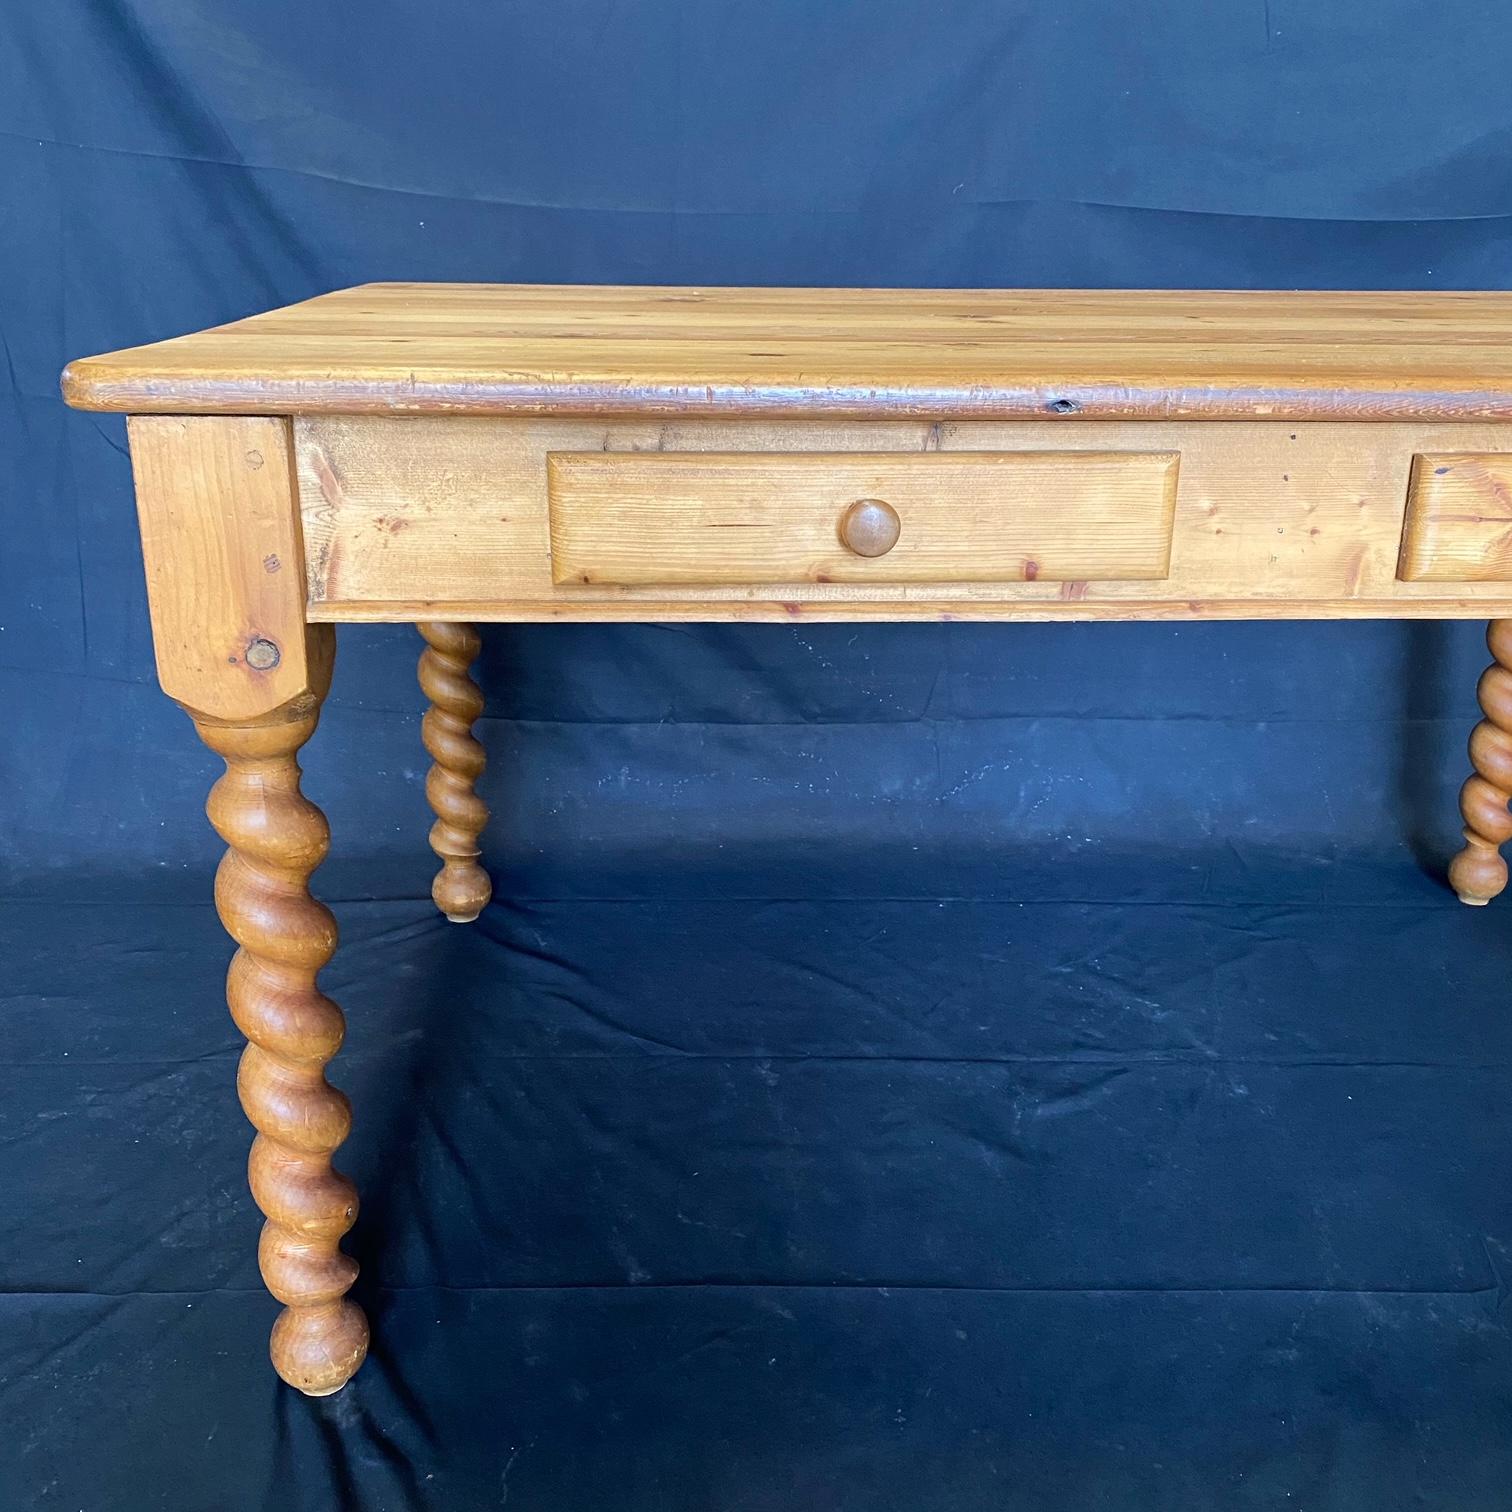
left=60, top=283, right=1512, bottom=422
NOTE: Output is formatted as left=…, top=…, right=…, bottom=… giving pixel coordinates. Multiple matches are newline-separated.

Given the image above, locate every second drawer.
left=548, top=450, right=1181, bottom=586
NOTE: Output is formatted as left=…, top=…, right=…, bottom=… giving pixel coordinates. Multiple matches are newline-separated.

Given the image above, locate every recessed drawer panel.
left=548, top=451, right=1180, bottom=586
left=1400, top=454, right=1512, bottom=581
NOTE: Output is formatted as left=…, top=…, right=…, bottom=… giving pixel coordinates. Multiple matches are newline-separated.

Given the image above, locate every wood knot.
left=246, top=637, right=281, bottom=671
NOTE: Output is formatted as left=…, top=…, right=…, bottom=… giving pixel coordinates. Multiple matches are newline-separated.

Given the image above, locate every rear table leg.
left=1450, top=618, right=1512, bottom=905
left=417, top=622, right=492, bottom=922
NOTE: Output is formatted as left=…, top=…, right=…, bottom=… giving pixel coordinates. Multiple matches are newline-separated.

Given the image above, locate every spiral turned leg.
left=417, top=622, right=492, bottom=923
left=191, top=685, right=369, bottom=1395
left=1449, top=619, right=1512, bottom=906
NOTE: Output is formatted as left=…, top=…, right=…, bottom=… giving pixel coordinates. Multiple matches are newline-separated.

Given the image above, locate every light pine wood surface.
left=294, top=415, right=1512, bottom=620
left=61, top=283, right=1512, bottom=421
left=129, top=416, right=318, bottom=720
left=1400, top=454, right=1512, bottom=581
left=548, top=450, right=1179, bottom=586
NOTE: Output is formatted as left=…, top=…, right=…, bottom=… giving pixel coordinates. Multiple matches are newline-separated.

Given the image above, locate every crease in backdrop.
left=4, top=3, right=1512, bottom=1508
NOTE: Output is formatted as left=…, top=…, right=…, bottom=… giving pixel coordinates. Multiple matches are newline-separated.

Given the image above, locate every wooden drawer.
left=548, top=451, right=1180, bottom=586
left=1399, top=454, right=1512, bottom=581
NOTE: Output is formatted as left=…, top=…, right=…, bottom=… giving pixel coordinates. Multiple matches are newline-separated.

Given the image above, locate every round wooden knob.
left=839, top=498, right=900, bottom=557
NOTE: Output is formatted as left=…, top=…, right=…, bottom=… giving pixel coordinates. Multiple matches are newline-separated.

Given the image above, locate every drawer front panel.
left=1399, top=454, right=1512, bottom=581
left=548, top=451, right=1180, bottom=586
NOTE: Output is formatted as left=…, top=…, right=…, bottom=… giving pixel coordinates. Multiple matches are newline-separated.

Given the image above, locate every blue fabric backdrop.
left=5, top=5, right=1512, bottom=1508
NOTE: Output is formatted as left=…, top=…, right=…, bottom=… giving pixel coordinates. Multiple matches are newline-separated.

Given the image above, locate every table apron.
left=290, top=415, right=1512, bottom=622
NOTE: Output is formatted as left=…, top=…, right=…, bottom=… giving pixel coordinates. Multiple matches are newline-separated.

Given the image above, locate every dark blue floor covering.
left=6, top=880, right=1512, bottom=1510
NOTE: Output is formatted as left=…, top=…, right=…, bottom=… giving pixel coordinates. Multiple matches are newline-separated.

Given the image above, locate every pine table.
left=62, top=283, right=1512, bottom=1393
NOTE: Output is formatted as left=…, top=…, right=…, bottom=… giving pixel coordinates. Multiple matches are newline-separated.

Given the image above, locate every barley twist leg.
left=418, top=622, right=492, bottom=922
left=1449, top=619, right=1512, bottom=906
left=191, top=685, right=369, bottom=1395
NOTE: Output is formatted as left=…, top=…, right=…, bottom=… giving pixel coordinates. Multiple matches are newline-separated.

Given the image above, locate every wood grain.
left=311, top=597, right=1512, bottom=623
left=548, top=451, right=1179, bottom=586
left=129, top=416, right=316, bottom=721
left=63, top=283, right=1512, bottom=421
left=1399, top=454, right=1512, bottom=581
left=295, top=415, right=1512, bottom=620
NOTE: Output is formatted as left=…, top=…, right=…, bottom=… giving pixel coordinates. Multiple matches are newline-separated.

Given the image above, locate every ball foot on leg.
left=270, top=1298, right=370, bottom=1397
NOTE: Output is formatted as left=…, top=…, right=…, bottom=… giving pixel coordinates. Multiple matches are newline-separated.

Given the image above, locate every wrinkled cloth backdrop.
left=5, top=5, right=1512, bottom=1509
